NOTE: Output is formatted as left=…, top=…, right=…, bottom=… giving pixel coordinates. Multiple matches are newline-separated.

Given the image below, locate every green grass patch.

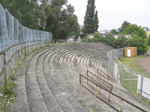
left=120, top=56, right=150, bottom=104
left=120, top=56, right=150, bottom=78
left=0, top=74, right=17, bottom=112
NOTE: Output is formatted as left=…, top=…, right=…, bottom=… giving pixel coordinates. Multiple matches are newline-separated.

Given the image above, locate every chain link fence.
left=107, top=48, right=150, bottom=102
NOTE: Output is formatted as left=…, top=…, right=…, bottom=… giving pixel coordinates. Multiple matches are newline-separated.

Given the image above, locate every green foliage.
left=148, top=38, right=150, bottom=45
left=120, top=21, right=130, bottom=33
left=111, top=29, right=119, bottom=34
left=0, top=77, right=17, bottom=112
left=1, top=0, right=40, bottom=29
left=114, top=36, right=128, bottom=48
left=94, top=11, right=99, bottom=32
left=83, top=0, right=99, bottom=34
left=88, top=33, right=148, bottom=55
left=1, top=0, right=79, bottom=40
left=45, top=1, right=80, bottom=40
left=126, top=24, right=146, bottom=38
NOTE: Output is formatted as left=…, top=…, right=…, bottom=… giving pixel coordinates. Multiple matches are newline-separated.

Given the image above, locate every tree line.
left=1, top=0, right=80, bottom=40
left=88, top=21, right=149, bottom=55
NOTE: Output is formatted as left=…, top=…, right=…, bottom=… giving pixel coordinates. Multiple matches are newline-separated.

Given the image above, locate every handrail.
left=79, top=74, right=147, bottom=112
left=96, top=68, right=111, bottom=80
left=0, top=40, right=43, bottom=55
left=80, top=74, right=119, bottom=112
left=87, top=70, right=113, bottom=92
left=0, top=40, right=48, bottom=78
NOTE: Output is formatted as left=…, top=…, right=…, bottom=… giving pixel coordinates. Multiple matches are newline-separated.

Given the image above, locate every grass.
left=120, top=56, right=150, bottom=78
left=0, top=43, right=55, bottom=112
left=0, top=61, right=19, bottom=112
left=120, top=56, right=150, bottom=104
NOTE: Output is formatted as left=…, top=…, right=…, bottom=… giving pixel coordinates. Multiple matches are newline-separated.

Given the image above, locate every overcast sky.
left=67, top=0, right=150, bottom=30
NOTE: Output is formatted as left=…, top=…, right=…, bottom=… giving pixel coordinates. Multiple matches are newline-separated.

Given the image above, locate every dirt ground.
left=138, top=57, right=150, bottom=73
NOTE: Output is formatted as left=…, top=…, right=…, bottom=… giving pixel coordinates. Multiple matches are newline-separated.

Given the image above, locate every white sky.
left=67, top=0, right=150, bottom=30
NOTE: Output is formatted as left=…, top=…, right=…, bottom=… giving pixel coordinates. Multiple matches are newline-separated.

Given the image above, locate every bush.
left=88, top=33, right=148, bottom=55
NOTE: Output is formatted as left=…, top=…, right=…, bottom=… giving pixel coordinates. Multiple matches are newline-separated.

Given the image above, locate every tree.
left=83, top=0, right=99, bottom=34
left=125, top=24, right=146, bottom=38
left=111, top=29, right=119, bottom=34
left=1, top=0, right=40, bottom=29
left=1, top=0, right=80, bottom=40
left=120, top=21, right=130, bottom=33
left=94, top=10, right=99, bottom=32
left=45, top=1, right=79, bottom=40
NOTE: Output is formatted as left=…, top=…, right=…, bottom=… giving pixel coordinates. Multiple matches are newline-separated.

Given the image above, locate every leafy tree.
left=111, top=29, right=119, bottom=34
left=1, top=0, right=80, bottom=40
left=125, top=24, right=146, bottom=38
left=1, top=0, right=40, bottom=29
left=120, top=21, right=130, bottom=33
left=83, top=0, right=99, bottom=34
left=115, top=36, right=128, bottom=48
left=45, top=1, right=79, bottom=40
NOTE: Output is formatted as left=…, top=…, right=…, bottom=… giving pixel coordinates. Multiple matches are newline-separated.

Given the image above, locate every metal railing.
left=0, top=40, right=50, bottom=88
left=86, top=70, right=113, bottom=92
left=79, top=73, right=147, bottom=112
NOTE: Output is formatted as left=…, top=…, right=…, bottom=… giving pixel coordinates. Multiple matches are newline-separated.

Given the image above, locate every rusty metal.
left=0, top=40, right=42, bottom=55
left=0, top=40, right=47, bottom=78
left=87, top=70, right=113, bottom=92
left=81, top=84, right=120, bottom=112
left=80, top=74, right=147, bottom=112
left=97, top=68, right=110, bottom=80
left=3, top=52, right=7, bottom=90
left=95, top=86, right=98, bottom=112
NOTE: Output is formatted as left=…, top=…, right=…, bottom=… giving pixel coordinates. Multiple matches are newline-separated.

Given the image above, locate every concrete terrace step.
left=11, top=43, right=150, bottom=112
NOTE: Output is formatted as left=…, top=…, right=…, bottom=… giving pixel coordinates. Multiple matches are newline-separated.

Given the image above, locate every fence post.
left=121, top=64, right=124, bottom=84
left=95, top=86, right=98, bottom=112
left=140, top=75, right=143, bottom=96
left=129, top=69, right=132, bottom=92
left=3, top=52, right=7, bottom=93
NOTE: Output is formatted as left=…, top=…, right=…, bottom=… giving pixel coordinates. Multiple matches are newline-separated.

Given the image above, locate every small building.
left=87, top=34, right=94, bottom=39
left=125, top=47, right=137, bottom=57
left=146, top=31, right=150, bottom=38
left=114, top=34, right=132, bottom=39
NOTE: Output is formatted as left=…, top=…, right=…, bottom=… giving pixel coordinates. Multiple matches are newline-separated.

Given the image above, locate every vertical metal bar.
left=129, top=69, right=132, bottom=92
left=99, top=78, right=101, bottom=95
left=3, top=52, right=7, bottom=93
left=95, top=86, right=98, bottom=112
left=87, top=70, right=88, bottom=84
left=80, top=76, right=83, bottom=102
left=120, top=100, right=123, bottom=112
left=121, top=64, right=124, bottom=84
left=108, top=92, right=110, bottom=103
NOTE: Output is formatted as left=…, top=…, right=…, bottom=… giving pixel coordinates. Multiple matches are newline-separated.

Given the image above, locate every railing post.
left=3, top=52, right=7, bottom=93
left=99, top=78, right=101, bottom=95
left=120, top=99, right=123, bottom=112
left=87, top=70, right=88, bottom=84
left=108, top=92, right=110, bottom=103
left=95, top=86, right=98, bottom=112
left=80, top=75, right=83, bottom=102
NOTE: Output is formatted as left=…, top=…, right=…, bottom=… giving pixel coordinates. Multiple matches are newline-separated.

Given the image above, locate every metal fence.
left=0, top=3, right=52, bottom=89
left=0, top=3, right=52, bottom=51
left=107, top=48, right=150, bottom=101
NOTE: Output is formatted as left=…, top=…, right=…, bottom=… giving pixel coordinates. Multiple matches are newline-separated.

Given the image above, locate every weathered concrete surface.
left=11, top=43, right=150, bottom=112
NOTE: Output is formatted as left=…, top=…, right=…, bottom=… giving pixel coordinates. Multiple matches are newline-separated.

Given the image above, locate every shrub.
left=88, top=33, right=148, bottom=55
